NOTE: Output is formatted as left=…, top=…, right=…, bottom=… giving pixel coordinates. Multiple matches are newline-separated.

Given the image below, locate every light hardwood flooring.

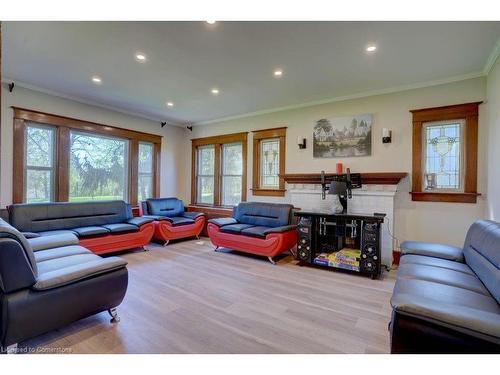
left=23, top=238, right=396, bottom=354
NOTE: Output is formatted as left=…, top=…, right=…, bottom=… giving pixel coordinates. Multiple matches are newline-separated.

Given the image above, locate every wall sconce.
left=297, top=136, right=307, bottom=149
left=382, top=128, right=392, bottom=144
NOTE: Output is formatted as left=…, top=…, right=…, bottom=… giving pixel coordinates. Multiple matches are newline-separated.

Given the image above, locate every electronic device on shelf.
left=320, top=169, right=361, bottom=213
left=295, top=211, right=384, bottom=279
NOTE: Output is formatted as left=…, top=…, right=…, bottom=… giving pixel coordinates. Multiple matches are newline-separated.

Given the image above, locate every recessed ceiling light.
left=166, top=101, right=174, bottom=107
left=211, top=88, right=219, bottom=95
left=92, top=76, right=102, bottom=84
left=135, top=53, right=147, bottom=62
left=274, top=69, right=283, bottom=77
left=366, top=45, right=377, bottom=52
left=206, top=20, right=216, bottom=24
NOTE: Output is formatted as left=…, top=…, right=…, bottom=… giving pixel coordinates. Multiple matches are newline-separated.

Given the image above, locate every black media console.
left=294, top=210, right=385, bottom=279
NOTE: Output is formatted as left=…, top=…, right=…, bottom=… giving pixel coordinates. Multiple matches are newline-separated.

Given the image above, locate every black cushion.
left=208, top=217, right=238, bottom=227
left=146, top=198, right=185, bottom=217
left=263, top=225, right=297, bottom=234
left=22, top=232, right=41, bottom=239
left=8, top=201, right=133, bottom=233
left=72, top=226, right=110, bottom=238
left=102, top=223, right=139, bottom=234
left=241, top=226, right=273, bottom=239
left=220, top=223, right=255, bottom=235
left=182, top=212, right=206, bottom=220
left=233, top=202, right=293, bottom=227
left=127, top=217, right=154, bottom=227
left=168, top=217, right=195, bottom=226
left=143, top=215, right=170, bottom=221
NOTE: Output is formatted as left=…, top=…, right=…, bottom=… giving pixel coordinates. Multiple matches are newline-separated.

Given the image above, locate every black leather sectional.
left=390, top=220, right=500, bottom=353
left=0, top=218, right=128, bottom=352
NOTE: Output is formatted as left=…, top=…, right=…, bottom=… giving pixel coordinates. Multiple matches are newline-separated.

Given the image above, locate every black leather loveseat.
left=390, top=220, right=500, bottom=353
left=0, top=218, right=128, bottom=353
left=8, top=201, right=154, bottom=255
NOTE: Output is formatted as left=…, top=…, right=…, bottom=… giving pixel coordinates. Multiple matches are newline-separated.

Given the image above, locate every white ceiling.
left=3, top=21, right=500, bottom=125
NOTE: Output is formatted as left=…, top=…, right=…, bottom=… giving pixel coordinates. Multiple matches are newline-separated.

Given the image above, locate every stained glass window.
left=260, top=138, right=280, bottom=188
left=422, top=119, right=464, bottom=191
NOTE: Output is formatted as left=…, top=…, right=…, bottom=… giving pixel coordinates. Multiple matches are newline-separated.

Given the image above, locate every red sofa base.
left=153, top=216, right=206, bottom=243
left=79, top=222, right=155, bottom=255
left=207, top=223, right=297, bottom=260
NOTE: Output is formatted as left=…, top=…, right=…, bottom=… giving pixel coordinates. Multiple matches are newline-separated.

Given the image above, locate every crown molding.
left=1, top=77, right=183, bottom=126
left=483, top=36, right=500, bottom=75
left=194, top=71, right=484, bottom=126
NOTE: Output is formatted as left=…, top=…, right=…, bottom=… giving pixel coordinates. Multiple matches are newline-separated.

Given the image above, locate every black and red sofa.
left=8, top=201, right=154, bottom=255
left=207, top=202, right=297, bottom=264
left=140, top=198, right=206, bottom=245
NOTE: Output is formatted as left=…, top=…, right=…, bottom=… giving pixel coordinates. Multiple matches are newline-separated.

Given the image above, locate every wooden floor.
left=23, top=238, right=396, bottom=354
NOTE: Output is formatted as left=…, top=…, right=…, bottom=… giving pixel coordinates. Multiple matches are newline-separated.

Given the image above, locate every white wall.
left=486, top=57, right=500, bottom=221
left=0, top=84, right=189, bottom=207
left=189, top=78, right=488, bottom=248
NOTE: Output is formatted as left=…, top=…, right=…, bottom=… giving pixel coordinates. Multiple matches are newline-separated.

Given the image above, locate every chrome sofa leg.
left=143, top=246, right=149, bottom=252
left=163, top=240, right=170, bottom=246
left=5, top=343, right=18, bottom=354
left=268, top=256, right=276, bottom=265
left=214, top=245, right=219, bottom=251
left=196, top=235, right=200, bottom=240
left=108, top=307, right=120, bottom=323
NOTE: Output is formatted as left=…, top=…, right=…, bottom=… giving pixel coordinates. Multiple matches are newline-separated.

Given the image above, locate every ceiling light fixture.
left=166, top=101, right=174, bottom=107
left=211, top=88, right=219, bottom=95
left=206, top=20, right=216, bottom=24
left=135, top=53, right=147, bottom=62
left=366, top=45, right=377, bottom=52
left=92, top=76, right=102, bottom=84
left=274, top=69, right=283, bottom=77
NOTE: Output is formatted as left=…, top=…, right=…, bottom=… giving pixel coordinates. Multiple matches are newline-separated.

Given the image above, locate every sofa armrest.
left=28, top=233, right=79, bottom=252
left=0, top=238, right=37, bottom=293
left=182, top=212, right=206, bottom=220
left=400, top=240, right=464, bottom=262
left=264, top=225, right=297, bottom=235
left=391, top=292, right=500, bottom=342
left=127, top=217, right=154, bottom=227
left=208, top=217, right=238, bottom=227
left=34, top=256, right=128, bottom=291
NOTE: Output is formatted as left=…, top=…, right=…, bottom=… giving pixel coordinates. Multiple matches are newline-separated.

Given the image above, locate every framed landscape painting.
left=313, top=114, right=373, bottom=158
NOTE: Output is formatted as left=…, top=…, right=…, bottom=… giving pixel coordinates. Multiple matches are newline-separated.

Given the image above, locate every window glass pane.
left=26, top=125, right=54, bottom=167
left=222, top=176, right=242, bottom=206
left=26, top=169, right=53, bottom=203
left=222, top=142, right=243, bottom=206
left=260, top=138, right=280, bottom=188
left=222, top=143, right=242, bottom=175
left=69, top=131, right=128, bottom=202
left=197, top=145, right=215, bottom=204
left=139, top=142, right=153, bottom=174
left=423, top=120, right=463, bottom=191
left=197, top=176, right=214, bottom=204
left=138, top=142, right=154, bottom=201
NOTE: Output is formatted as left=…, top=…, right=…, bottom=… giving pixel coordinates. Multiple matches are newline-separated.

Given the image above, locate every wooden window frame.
left=191, top=132, right=248, bottom=207
left=410, top=102, right=481, bottom=203
left=251, top=127, right=286, bottom=197
left=12, top=107, right=162, bottom=206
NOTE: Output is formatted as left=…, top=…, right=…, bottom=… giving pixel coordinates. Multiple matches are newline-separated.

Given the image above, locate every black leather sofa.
left=0, top=218, right=128, bottom=353
left=8, top=201, right=154, bottom=254
left=390, top=220, right=500, bottom=353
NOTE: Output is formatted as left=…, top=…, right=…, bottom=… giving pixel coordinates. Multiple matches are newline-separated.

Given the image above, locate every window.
left=252, top=127, right=286, bottom=196
left=197, top=145, right=215, bottom=205
left=410, top=102, right=481, bottom=203
left=191, top=132, right=247, bottom=207
left=222, top=142, right=243, bottom=206
left=25, top=123, right=56, bottom=203
left=13, top=108, right=162, bottom=205
left=138, top=142, right=154, bottom=201
left=422, top=120, right=464, bottom=191
left=69, top=131, right=129, bottom=201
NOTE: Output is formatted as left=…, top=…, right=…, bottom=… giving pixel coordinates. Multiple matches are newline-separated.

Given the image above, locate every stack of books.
left=313, top=249, right=361, bottom=271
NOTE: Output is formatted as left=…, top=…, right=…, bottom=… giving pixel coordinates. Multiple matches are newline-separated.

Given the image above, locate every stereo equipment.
left=294, top=211, right=384, bottom=279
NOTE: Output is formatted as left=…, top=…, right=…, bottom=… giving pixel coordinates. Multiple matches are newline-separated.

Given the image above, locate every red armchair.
left=207, top=202, right=297, bottom=264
